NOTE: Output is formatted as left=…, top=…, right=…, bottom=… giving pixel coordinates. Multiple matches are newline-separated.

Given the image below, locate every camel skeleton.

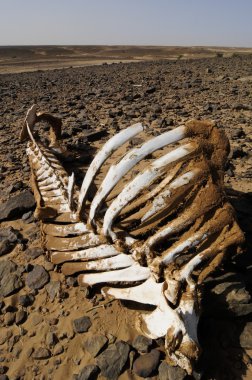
left=21, top=105, right=244, bottom=373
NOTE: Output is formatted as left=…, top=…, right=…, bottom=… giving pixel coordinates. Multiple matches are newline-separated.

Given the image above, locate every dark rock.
left=22, top=210, right=34, bottom=222
left=84, top=129, right=108, bottom=142
left=97, top=340, right=130, bottom=379
left=18, top=294, right=34, bottom=307
left=72, top=316, right=92, bottom=333
left=0, top=367, right=8, bottom=375
left=33, top=347, right=51, bottom=360
left=66, top=277, right=78, bottom=287
left=45, top=281, right=61, bottom=301
left=145, top=87, right=156, bottom=94
left=0, top=271, right=23, bottom=297
left=77, top=365, right=100, bottom=380
left=26, top=265, right=50, bottom=290
left=83, top=334, right=108, bottom=357
left=0, top=227, right=19, bottom=256
left=0, top=260, right=16, bottom=277
left=158, top=361, right=187, bottom=380
left=0, top=190, right=35, bottom=221
left=4, top=312, right=15, bottom=326
left=133, top=349, right=160, bottom=378
left=15, top=309, right=27, bottom=324
left=8, top=181, right=24, bottom=193
left=25, top=247, right=44, bottom=259
left=132, top=335, right=152, bottom=353
left=240, top=322, right=252, bottom=348
left=205, top=280, right=252, bottom=317
left=46, top=332, right=58, bottom=348
left=0, top=375, right=9, bottom=380
left=232, top=147, right=247, bottom=159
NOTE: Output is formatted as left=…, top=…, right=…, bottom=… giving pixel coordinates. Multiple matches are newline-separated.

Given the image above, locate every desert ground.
left=0, top=47, right=252, bottom=380
left=1, top=45, right=252, bottom=74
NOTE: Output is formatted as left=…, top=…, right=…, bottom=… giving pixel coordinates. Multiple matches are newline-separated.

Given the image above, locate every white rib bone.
left=89, top=125, right=186, bottom=225
left=77, top=122, right=144, bottom=213
left=103, top=277, right=163, bottom=306
left=50, top=244, right=120, bottom=264
left=162, top=232, right=209, bottom=265
left=62, top=253, right=134, bottom=275
left=103, top=144, right=196, bottom=240
left=141, top=169, right=199, bottom=222
left=42, top=222, right=89, bottom=237
left=119, top=164, right=182, bottom=217
left=45, top=233, right=103, bottom=251
left=78, top=264, right=151, bottom=286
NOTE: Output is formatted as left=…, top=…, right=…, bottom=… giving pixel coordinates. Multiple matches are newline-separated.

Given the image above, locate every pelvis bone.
left=21, top=105, right=244, bottom=374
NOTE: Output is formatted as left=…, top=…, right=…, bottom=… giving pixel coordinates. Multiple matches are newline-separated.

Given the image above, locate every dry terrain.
left=0, top=48, right=252, bottom=380
left=1, top=45, right=252, bottom=74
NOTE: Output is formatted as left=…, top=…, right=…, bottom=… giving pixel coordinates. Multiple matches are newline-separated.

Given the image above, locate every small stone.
left=19, top=294, right=34, bottom=307
left=66, top=277, right=78, bottom=287
left=4, top=312, right=15, bottom=326
left=0, top=366, right=8, bottom=375
left=132, top=335, right=152, bottom=353
left=0, top=227, right=19, bottom=256
left=158, top=361, right=187, bottom=380
left=45, top=332, right=58, bottom=348
left=97, top=340, right=130, bottom=380
left=145, top=86, right=156, bottom=94
left=77, top=365, right=100, bottom=380
left=0, top=260, right=16, bottom=277
left=133, top=349, right=160, bottom=378
left=0, top=331, right=12, bottom=345
left=12, top=345, right=22, bottom=358
left=25, top=247, right=44, bottom=259
left=48, top=318, right=58, bottom=326
left=45, top=281, right=61, bottom=301
left=53, top=343, right=64, bottom=356
left=0, top=190, right=35, bottom=221
left=240, top=322, right=252, bottom=348
left=26, top=265, right=50, bottom=290
left=0, top=375, right=9, bottom=380
left=15, top=309, right=27, bottom=325
left=83, top=334, right=108, bottom=357
left=72, top=316, right=91, bottom=333
left=22, top=210, right=33, bottom=221
left=33, top=347, right=51, bottom=360
left=0, top=273, right=23, bottom=297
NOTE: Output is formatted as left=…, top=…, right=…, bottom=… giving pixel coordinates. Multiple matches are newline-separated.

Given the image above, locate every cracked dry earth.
left=0, top=55, right=252, bottom=380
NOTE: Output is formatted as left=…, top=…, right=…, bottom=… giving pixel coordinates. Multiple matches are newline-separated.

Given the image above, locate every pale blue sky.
left=0, top=0, right=251, bottom=46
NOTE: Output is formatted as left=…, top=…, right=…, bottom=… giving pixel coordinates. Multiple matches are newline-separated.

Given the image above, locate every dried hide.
left=21, top=104, right=244, bottom=373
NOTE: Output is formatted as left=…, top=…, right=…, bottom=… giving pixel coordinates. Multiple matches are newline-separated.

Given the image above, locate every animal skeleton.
left=21, top=105, right=244, bottom=373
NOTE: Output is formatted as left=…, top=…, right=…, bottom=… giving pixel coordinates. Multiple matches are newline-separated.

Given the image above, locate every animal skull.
left=21, top=105, right=244, bottom=374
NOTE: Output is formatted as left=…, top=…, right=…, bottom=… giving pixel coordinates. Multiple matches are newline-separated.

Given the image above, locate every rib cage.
left=22, top=105, right=245, bottom=374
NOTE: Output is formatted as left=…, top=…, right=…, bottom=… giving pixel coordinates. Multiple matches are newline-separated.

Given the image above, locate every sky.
left=0, top=0, right=251, bottom=47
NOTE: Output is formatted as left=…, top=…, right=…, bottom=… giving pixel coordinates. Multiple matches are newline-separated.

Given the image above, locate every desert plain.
left=0, top=46, right=252, bottom=379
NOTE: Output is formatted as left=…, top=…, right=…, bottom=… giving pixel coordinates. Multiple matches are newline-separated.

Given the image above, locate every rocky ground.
left=0, top=55, right=252, bottom=380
